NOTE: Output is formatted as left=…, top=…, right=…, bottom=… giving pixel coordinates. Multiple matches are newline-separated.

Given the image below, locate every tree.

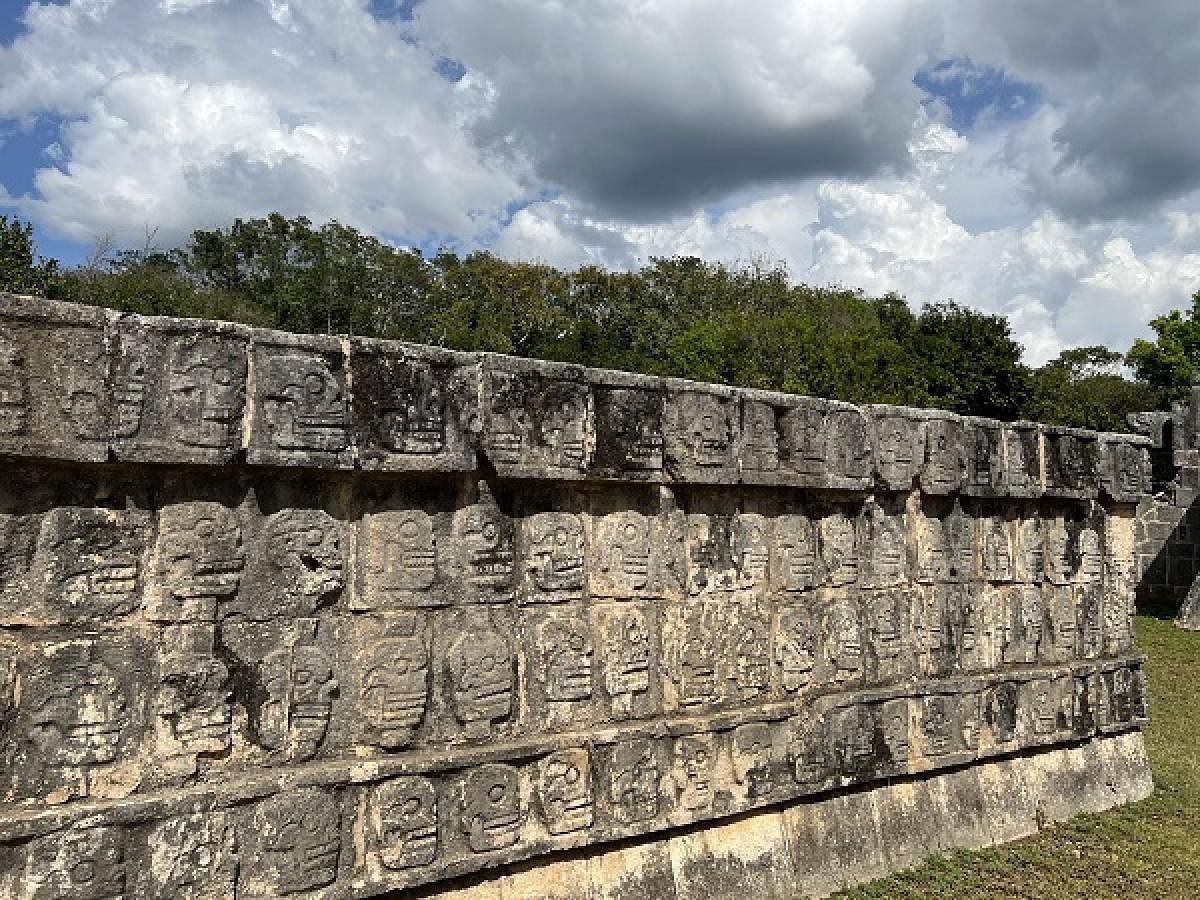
left=0, top=215, right=66, bottom=299
left=1027, top=346, right=1158, bottom=431
left=1127, top=292, right=1200, bottom=408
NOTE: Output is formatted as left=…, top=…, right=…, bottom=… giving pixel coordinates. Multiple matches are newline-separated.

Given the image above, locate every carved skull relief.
left=538, top=748, right=594, bottom=835
left=447, top=611, right=514, bottom=738
left=248, top=789, right=341, bottom=895
left=671, top=734, right=713, bottom=812
left=375, top=776, right=438, bottom=870
left=260, top=352, right=349, bottom=452
left=610, top=740, right=660, bottom=824
left=149, top=502, right=244, bottom=623
left=21, top=825, right=127, bottom=900
left=539, top=616, right=594, bottom=703
left=461, top=764, right=522, bottom=852
left=731, top=723, right=775, bottom=799
left=0, top=331, right=29, bottom=436
left=264, top=509, right=346, bottom=613
left=360, top=625, right=428, bottom=749
left=167, top=336, right=246, bottom=450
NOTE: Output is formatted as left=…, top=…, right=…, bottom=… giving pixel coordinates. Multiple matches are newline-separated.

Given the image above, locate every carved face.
left=682, top=394, right=731, bottom=466
left=982, top=519, right=1012, bottom=580
left=881, top=700, right=910, bottom=765
left=923, top=420, right=962, bottom=489
left=1006, top=430, right=1034, bottom=487
left=112, top=339, right=146, bottom=439
left=828, top=602, right=863, bottom=679
left=836, top=706, right=876, bottom=771
left=741, top=401, right=778, bottom=469
left=27, top=646, right=127, bottom=767
left=362, top=634, right=427, bottom=747
left=922, top=697, right=953, bottom=754
left=598, top=512, right=650, bottom=592
left=454, top=500, right=516, bottom=589
left=733, top=620, right=769, bottom=699
left=1021, top=518, right=1045, bottom=581
left=869, top=597, right=903, bottom=663
left=381, top=363, right=446, bottom=454
left=787, top=717, right=828, bottom=786
left=828, top=409, right=870, bottom=476
left=605, top=610, right=650, bottom=699
left=290, top=643, right=338, bottom=756
left=539, top=748, right=594, bottom=835
left=866, top=507, right=904, bottom=584
left=42, top=508, right=144, bottom=620
left=527, top=513, right=584, bottom=593
left=23, top=826, right=126, bottom=900
left=821, top=514, right=857, bottom=586
left=686, top=515, right=723, bottom=596
left=543, top=385, right=588, bottom=467
left=986, top=683, right=1018, bottom=743
left=1076, top=527, right=1102, bottom=580
left=377, top=777, right=438, bottom=870
left=773, top=514, right=816, bottom=591
left=1046, top=522, right=1071, bottom=583
left=53, top=336, right=105, bottom=441
left=678, top=629, right=717, bottom=707
left=486, top=377, right=527, bottom=462
left=1032, top=681, right=1059, bottom=734
left=733, top=514, right=769, bottom=586
left=168, top=337, right=245, bottom=449
left=606, top=388, right=664, bottom=469
left=776, top=607, right=814, bottom=693
left=147, top=813, right=234, bottom=899
left=157, top=649, right=233, bottom=755
left=461, top=764, right=521, bottom=852
left=671, top=735, right=712, bottom=811
left=610, top=741, right=659, bottom=823
left=541, top=618, right=594, bottom=702
left=266, top=509, right=345, bottom=606
left=254, top=790, right=341, bottom=894
left=155, top=503, right=244, bottom=608
left=732, top=723, right=774, bottom=798
left=449, top=618, right=513, bottom=731
left=0, top=333, right=28, bottom=436
left=261, top=353, right=348, bottom=451
left=780, top=405, right=827, bottom=472
left=368, top=511, right=437, bottom=597
left=878, top=417, right=917, bottom=481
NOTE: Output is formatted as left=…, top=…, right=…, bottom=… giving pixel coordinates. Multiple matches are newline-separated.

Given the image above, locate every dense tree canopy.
left=0, top=212, right=1177, bottom=428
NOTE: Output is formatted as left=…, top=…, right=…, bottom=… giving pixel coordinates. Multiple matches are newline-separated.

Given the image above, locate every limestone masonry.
left=0, top=293, right=1154, bottom=898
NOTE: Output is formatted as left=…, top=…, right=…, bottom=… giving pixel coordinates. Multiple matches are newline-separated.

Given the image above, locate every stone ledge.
left=423, top=730, right=1153, bottom=900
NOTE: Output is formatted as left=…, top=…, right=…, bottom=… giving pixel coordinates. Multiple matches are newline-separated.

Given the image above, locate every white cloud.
left=0, top=0, right=521, bottom=245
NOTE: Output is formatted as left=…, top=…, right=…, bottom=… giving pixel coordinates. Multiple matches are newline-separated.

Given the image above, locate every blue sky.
left=2, top=0, right=1199, bottom=363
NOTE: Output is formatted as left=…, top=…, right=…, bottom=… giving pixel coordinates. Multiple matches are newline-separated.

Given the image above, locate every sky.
left=2, top=1, right=1200, bottom=364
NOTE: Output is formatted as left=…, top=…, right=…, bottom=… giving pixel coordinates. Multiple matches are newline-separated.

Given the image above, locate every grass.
left=836, top=615, right=1200, bottom=900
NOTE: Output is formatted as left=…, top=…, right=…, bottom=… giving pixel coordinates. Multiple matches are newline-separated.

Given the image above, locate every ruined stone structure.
left=0, top=293, right=1153, bottom=899
left=1130, top=384, right=1200, bottom=628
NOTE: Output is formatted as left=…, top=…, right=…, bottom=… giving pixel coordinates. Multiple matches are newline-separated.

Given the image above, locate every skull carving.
left=595, top=511, right=652, bottom=595
left=733, top=514, right=770, bottom=588
left=540, top=616, right=594, bottom=702
left=380, top=361, right=447, bottom=454
left=1046, top=522, right=1072, bottom=584
left=360, top=625, right=428, bottom=749
left=921, top=696, right=954, bottom=755
left=677, top=393, right=731, bottom=467
left=671, top=735, right=713, bottom=812
left=149, top=502, right=244, bottom=623
left=155, top=625, right=233, bottom=767
left=923, top=419, right=963, bottom=491
left=538, top=748, right=594, bottom=835
left=22, top=825, right=127, bottom=900
left=525, top=512, right=585, bottom=599
left=249, top=789, right=341, bottom=895
left=147, top=812, right=236, bottom=900
left=880, top=699, right=911, bottom=766
left=376, top=777, right=438, bottom=870
left=260, top=351, right=348, bottom=452
left=41, top=507, right=145, bottom=622
left=731, top=723, right=775, bottom=799
left=821, top=513, right=858, bottom=586
left=112, top=335, right=147, bottom=439
left=826, top=601, right=864, bottom=683
left=772, top=514, right=817, bottom=592
left=776, top=606, right=815, bottom=693
left=732, top=616, right=770, bottom=700
left=461, top=764, right=522, bottom=852
left=610, top=740, right=660, bottom=823
left=0, top=331, right=29, bottom=436
left=362, top=510, right=437, bottom=608
left=260, top=622, right=338, bottom=761
left=676, top=623, right=718, bottom=708
left=448, top=611, right=514, bottom=738
left=741, top=400, right=779, bottom=471
left=542, top=383, right=589, bottom=468
left=167, top=336, right=246, bottom=450
left=24, top=643, right=128, bottom=773
left=265, top=509, right=346, bottom=614
left=604, top=607, right=651, bottom=717
left=1076, top=527, right=1103, bottom=581
left=452, top=484, right=516, bottom=597
left=601, top=388, right=664, bottom=470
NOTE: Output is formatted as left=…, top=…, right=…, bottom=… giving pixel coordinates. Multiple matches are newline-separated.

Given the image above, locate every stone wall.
left=0, top=293, right=1154, bottom=899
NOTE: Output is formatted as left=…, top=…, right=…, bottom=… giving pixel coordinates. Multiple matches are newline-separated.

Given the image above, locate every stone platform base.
left=420, top=731, right=1152, bottom=900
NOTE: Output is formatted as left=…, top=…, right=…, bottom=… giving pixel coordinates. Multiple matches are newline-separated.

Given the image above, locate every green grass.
left=836, top=616, right=1200, bottom=900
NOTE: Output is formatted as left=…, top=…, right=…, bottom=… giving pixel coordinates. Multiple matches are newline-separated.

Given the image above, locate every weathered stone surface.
left=0, top=294, right=1155, bottom=898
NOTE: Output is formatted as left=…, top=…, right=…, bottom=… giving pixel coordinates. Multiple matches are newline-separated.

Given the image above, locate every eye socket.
left=481, top=523, right=498, bottom=542
left=69, top=859, right=96, bottom=884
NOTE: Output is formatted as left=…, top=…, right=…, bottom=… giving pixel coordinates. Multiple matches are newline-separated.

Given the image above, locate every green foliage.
left=1127, top=292, right=1200, bottom=407
left=1028, top=346, right=1159, bottom=432
left=0, top=211, right=1168, bottom=424
left=0, top=215, right=67, bottom=300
